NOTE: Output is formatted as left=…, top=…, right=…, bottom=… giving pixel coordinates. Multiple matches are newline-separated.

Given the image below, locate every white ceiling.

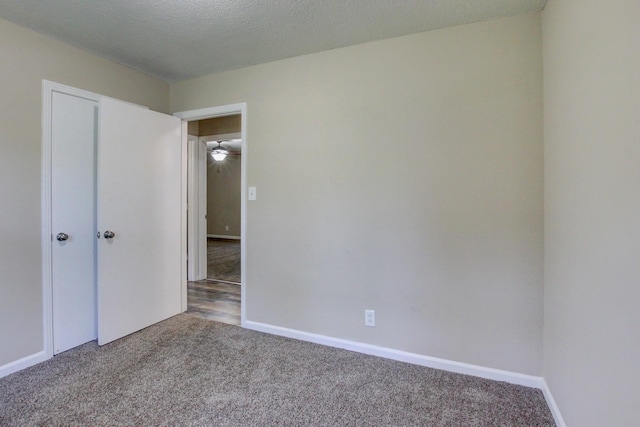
left=0, top=0, right=546, bottom=83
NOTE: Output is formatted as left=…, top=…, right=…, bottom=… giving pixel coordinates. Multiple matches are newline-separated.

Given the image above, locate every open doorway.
left=201, top=116, right=242, bottom=284
left=175, top=104, right=247, bottom=327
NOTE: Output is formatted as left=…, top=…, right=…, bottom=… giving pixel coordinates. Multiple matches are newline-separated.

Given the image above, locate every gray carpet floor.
left=207, top=239, right=240, bottom=283
left=0, top=315, right=555, bottom=426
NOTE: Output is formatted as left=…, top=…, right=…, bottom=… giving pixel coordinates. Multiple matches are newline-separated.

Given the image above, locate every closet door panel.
left=97, top=97, right=182, bottom=345
left=51, top=92, right=98, bottom=354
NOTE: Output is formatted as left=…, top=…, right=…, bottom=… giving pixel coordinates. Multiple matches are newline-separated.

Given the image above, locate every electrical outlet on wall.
left=225, top=225, right=229, bottom=231
left=365, top=309, right=375, bottom=327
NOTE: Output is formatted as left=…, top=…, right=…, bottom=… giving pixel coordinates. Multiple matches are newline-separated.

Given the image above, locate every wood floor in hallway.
left=186, top=280, right=240, bottom=325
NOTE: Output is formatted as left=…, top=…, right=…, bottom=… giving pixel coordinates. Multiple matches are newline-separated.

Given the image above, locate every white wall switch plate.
left=248, top=186, right=257, bottom=201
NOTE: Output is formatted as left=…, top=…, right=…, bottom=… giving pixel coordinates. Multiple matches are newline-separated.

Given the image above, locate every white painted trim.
left=180, top=120, right=189, bottom=312
left=198, top=141, right=208, bottom=280
left=0, top=351, right=47, bottom=379
left=244, top=320, right=545, bottom=389
left=42, top=80, right=102, bottom=360
left=208, top=234, right=241, bottom=240
left=173, top=103, right=248, bottom=327
left=42, top=81, right=53, bottom=361
left=187, top=134, right=210, bottom=282
left=541, top=379, right=567, bottom=427
left=187, top=137, right=199, bottom=281
left=206, top=278, right=241, bottom=286
left=174, top=104, right=245, bottom=121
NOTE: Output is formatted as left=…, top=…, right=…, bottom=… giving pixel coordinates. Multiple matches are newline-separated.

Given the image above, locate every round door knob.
left=103, top=230, right=115, bottom=239
left=56, top=233, right=69, bottom=241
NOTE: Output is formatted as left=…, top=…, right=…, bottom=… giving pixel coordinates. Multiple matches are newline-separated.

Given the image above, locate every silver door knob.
left=56, top=233, right=69, bottom=242
left=103, top=230, right=115, bottom=239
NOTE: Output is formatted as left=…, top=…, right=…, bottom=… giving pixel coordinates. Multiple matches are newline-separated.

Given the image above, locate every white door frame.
left=197, top=139, right=207, bottom=278
left=174, top=103, right=247, bottom=326
left=187, top=135, right=207, bottom=281
left=41, top=81, right=102, bottom=359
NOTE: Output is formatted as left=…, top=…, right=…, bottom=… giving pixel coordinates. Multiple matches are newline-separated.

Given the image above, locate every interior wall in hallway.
left=199, top=115, right=241, bottom=136
left=207, top=153, right=241, bottom=237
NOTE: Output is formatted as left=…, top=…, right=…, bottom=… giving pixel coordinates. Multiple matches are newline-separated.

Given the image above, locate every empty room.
left=0, top=1, right=638, bottom=426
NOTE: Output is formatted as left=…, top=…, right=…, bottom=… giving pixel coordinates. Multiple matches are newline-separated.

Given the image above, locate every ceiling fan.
left=210, top=141, right=228, bottom=161
left=208, top=139, right=241, bottom=161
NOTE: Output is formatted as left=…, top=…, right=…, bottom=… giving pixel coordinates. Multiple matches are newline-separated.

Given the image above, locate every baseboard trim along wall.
left=0, top=351, right=48, bottom=379
left=207, top=234, right=240, bottom=240
left=244, top=321, right=573, bottom=423
left=244, top=320, right=544, bottom=389
left=540, top=379, right=567, bottom=427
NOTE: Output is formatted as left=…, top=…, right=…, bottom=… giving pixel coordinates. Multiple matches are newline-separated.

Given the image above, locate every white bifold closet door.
left=51, top=92, right=98, bottom=355
left=97, top=97, right=182, bottom=345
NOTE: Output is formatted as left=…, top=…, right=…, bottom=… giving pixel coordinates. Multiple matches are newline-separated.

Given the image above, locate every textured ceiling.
left=0, top=0, right=546, bottom=83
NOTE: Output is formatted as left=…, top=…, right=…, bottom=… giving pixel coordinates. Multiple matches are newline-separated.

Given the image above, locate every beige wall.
left=172, top=14, right=544, bottom=374
left=187, top=115, right=241, bottom=137
left=0, top=17, right=169, bottom=366
left=543, top=0, right=640, bottom=425
left=187, top=120, right=199, bottom=136
left=199, top=115, right=241, bottom=136
left=202, top=115, right=242, bottom=237
left=207, top=155, right=242, bottom=236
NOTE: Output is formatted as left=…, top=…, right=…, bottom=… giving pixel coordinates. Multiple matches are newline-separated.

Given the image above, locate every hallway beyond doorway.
left=186, top=280, right=240, bottom=325
left=207, top=238, right=240, bottom=283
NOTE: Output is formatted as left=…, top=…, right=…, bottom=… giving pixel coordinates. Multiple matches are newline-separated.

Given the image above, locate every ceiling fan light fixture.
left=211, top=141, right=228, bottom=161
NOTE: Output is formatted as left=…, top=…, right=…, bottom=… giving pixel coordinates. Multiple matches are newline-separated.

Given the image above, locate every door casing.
left=187, top=136, right=208, bottom=281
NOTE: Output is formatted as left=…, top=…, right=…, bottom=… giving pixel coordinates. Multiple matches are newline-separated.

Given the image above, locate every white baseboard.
left=0, top=351, right=48, bottom=379
left=541, top=379, right=567, bottom=427
left=207, top=234, right=240, bottom=240
left=244, top=320, right=544, bottom=389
